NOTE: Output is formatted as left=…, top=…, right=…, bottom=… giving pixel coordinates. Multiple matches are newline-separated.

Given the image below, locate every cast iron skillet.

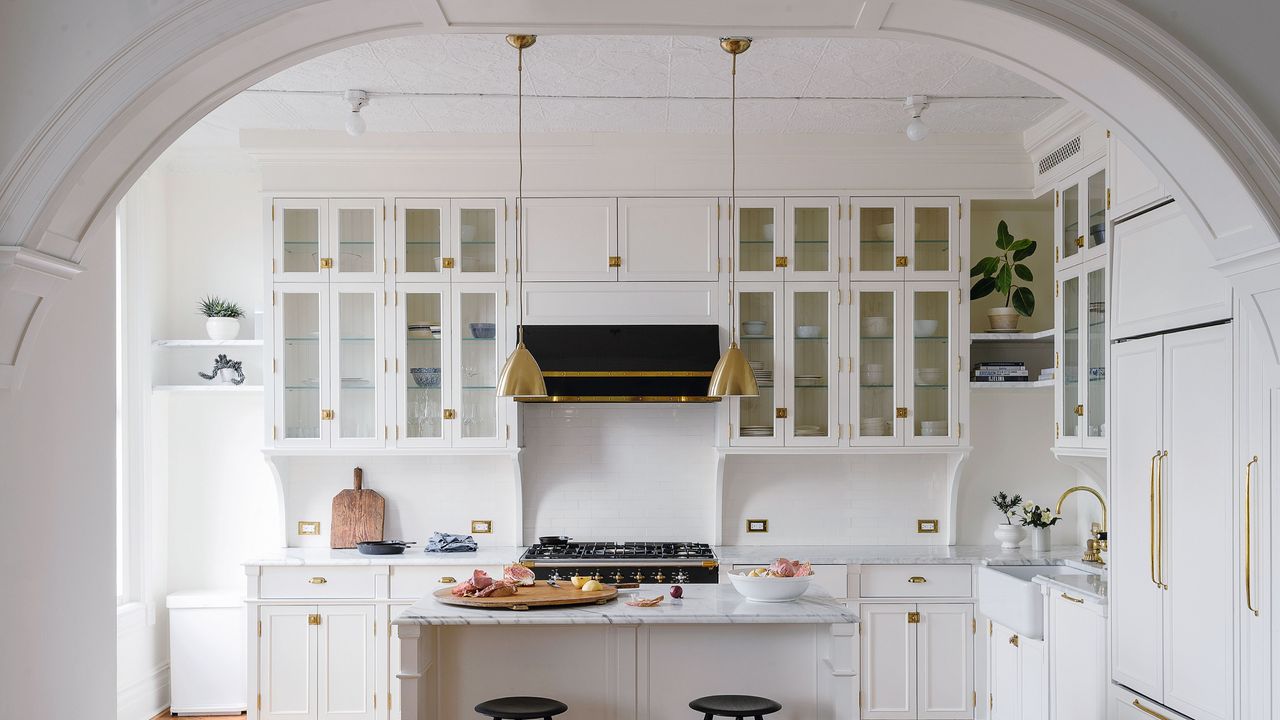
left=538, top=535, right=572, bottom=546
left=356, top=540, right=416, bottom=555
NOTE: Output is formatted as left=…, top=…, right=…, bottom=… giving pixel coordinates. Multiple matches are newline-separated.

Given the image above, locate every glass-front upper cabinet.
left=329, top=284, right=385, bottom=447
left=1056, top=160, right=1107, bottom=268
left=851, top=198, right=905, bottom=279
left=732, top=284, right=784, bottom=445
left=735, top=199, right=785, bottom=281
left=272, top=198, right=384, bottom=282
left=784, top=198, right=839, bottom=281
left=784, top=285, right=839, bottom=445
left=905, top=283, right=958, bottom=445
left=1057, top=272, right=1082, bottom=446
left=851, top=197, right=959, bottom=279
left=1083, top=259, right=1107, bottom=448
left=275, top=285, right=328, bottom=446
left=396, top=199, right=506, bottom=282
left=850, top=284, right=903, bottom=446
left=451, top=285, right=506, bottom=446
left=905, top=198, right=960, bottom=279
left=1056, top=259, right=1107, bottom=450
left=396, top=284, right=450, bottom=447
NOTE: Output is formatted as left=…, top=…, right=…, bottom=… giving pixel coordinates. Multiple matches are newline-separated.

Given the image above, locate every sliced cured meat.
left=475, top=579, right=518, bottom=598
left=451, top=569, right=499, bottom=597
left=503, top=564, right=536, bottom=586
left=767, top=558, right=814, bottom=577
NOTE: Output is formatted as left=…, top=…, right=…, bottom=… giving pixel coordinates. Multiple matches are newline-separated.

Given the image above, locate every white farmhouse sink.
left=977, top=565, right=1093, bottom=640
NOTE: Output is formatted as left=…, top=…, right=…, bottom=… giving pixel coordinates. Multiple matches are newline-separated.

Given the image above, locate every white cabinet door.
left=850, top=283, right=905, bottom=447
left=905, top=282, right=959, bottom=447
left=917, top=603, right=973, bottom=719
left=862, top=603, right=917, bottom=719
left=395, top=284, right=451, bottom=448
left=1110, top=202, right=1231, bottom=340
left=274, top=199, right=328, bottom=282
left=449, top=284, right=508, bottom=447
left=521, top=198, right=618, bottom=282
left=451, top=198, right=505, bottom=283
left=1018, top=635, right=1046, bottom=720
left=734, top=198, right=785, bottom=281
left=1110, top=335, right=1165, bottom=699
left=850, top=197, right=906, bottom=280
left=784, top=197, right=840, bottom=281
left=1161, top=324, right=1234, bottom=720
left=1056, top=267, right=1084, bottom=448
left=988, top=622, right=1019, bottom=720
left=784, top=284, right=839, bottom=446
left=731, top=283, right=784, bottom=447
left=1109, top=138, right=1167, bottom=219
left=394, top=199, right=449, bottom=281
left=274, top=284, right=331, bottom=448
left=329, top=199, right=384, bottom=282
left=329, top=284, right=385, bottom=448
left=316, top=604, right=376, bottom=720
left=1047, top=592, right=1105, bottom=720
left=617, top=197, right=719, bottom=281
left=905, top=198, right=960, bottom=281
left=260, top=605, right=317, bottom=720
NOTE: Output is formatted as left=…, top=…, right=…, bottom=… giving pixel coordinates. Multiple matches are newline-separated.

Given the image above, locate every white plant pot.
left=205, top=317, right=240, bottom=342
left=216, top=367, right=237, bottom=385
left=987, top=307, right=1021, bottom=331
left=993, top=523, right=1026, bottom=549
left=1029, top=526, right=1051, bottom=552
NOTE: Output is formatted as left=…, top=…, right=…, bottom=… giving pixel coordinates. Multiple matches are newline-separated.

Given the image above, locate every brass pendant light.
left=497, top=33, right=548, bottom=398
left=708, top=37, right=760, bottom=398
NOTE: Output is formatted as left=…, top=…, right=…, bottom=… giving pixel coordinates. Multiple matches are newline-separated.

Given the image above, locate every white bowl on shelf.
left=742, top=320, right=767, bottom=336
left=762, top=223, right=775, bottom=242
left=916, top=368, right=946, bottom=385
left=796, top=325, right=822, bottom=338
left=727, top=570, right=812, bottom=603
left=874, top=223, right=895, bottom=241
left=913, top=319, right=939, bottom=337
left=862, top=364, right=884, bottom=385
left=920, top=420, right=949, bottom=436
left=862, top=316, right=892, bottom=336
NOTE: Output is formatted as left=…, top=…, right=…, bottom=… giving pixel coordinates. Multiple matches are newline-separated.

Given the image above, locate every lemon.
left=570, top=575, right=590, bottom=589
left=581, top=580, right=604, bottom=592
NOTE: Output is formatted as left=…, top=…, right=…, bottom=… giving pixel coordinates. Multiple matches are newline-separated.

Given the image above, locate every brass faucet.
left=1056, top=485, right=1108, bottom=565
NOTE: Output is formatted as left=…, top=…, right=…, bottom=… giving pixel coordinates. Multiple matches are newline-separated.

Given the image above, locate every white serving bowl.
left=762, top=223, right=775, bottom=242
left=860, top=419, right=889, bottom=437
left=913, top=319, right=939, bottom=337
left=863, top=316, right=892, bottom=336
left=916, top=367, right=946, bottom=385
left=874, top=222, right=895, bottom=241
left=920, top=420, right=949, bottom=436
left=796, top=325, right=822, bottom=338
left=727, top=570, right=813, bottom=603
left=742, top=320, right=767, bottom=336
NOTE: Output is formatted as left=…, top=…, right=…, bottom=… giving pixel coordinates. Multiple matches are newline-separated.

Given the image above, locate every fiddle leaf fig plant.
left=970, top=220, right=1037, bottom=317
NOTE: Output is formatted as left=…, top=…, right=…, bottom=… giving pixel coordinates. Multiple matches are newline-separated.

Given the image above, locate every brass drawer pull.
left=308, top=577, right=327, bottom=584
left=1131, top=699, right=1172, bottom=720
left=439, top=576, right=456, bottom=584
left=907, top=576, right=927, bottom=584
left=1060, top=592, right=1084, bottom=604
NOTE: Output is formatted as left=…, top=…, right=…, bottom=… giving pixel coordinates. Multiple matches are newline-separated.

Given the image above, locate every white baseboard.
left=118, top=662, right=170, bottom=720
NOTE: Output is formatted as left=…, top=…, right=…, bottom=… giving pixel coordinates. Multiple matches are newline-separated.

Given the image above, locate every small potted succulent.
left=970, top=220, right=1037, bottom=331
left=991, top=491, right=1026, bottom=549
left=1020, top=502, right=1061, bottom=552
left=199, top=295, right=245, bottom=342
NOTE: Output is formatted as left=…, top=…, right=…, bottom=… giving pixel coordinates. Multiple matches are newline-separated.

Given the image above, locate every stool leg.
left=703, top=715, right=713, bottom=720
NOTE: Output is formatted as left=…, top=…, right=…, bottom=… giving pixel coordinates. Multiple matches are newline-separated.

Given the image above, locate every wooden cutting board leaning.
left=330, top=467, right=385, bottom=549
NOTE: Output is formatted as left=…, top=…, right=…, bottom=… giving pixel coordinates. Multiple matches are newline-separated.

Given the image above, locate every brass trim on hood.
left=514, top=395, right=722, bottom=403
left=541, top=370, right=714, bottom=378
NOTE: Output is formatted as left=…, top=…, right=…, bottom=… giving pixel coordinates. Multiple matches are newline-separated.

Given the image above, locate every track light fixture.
left=344, top=89, right=369, bottom=137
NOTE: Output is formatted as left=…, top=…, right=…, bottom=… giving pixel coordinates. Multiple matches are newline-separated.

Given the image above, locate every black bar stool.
left=474, top=696, right=568, bottom=720
left=689, top=694, right=783, bottom=719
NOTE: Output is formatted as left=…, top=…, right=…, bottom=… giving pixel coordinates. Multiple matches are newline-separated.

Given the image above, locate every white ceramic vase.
left=993, top=523, right=1026, bottom=549
left=205, top=317, right=240, bottom=342
left=1029, top=526, right=1051, bottom=552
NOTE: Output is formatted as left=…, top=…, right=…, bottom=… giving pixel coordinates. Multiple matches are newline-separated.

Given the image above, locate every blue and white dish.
left=410, top=367, right=441, bottom=388
left=469, top=323, right=496, bottom=339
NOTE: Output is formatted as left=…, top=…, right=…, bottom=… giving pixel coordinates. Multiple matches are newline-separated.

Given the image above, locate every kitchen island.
left=393, top=583, right=857, bottom=720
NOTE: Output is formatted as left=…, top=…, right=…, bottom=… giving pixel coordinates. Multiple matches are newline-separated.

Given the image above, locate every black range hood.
left=516, top=325, right=722, bottom=403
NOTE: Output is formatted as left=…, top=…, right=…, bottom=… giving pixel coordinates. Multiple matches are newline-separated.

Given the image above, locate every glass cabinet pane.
left=1062, top=275, right=1081, bottom=439
left=791, top=291, right=830, bottom=438
left=1062, top=184, right=1080, bottom=262
left=281, top=207, right=321, bottom=274
left=334, top=290, right=379, bottom=441
left=457, top=206, right=498, bottom=275
left=457, top=291, right=500, bottom=440
left=738, top=207, right=777, bottom=272
left=792, top=206, right=831, bottom=273
left=334, top=205, right=377, bottom=276
left=913, top=206, right=950, bottom=272
left=912, top=290, right=950, bottom=438
left=1086, top=267, right=1107, bottom=439
left=738, top=291, right=776, bottom=439
left=857, top=291, right=896, bottom=439
left=404, top=207, right=443, bottom=275
left=281, top=291, right=322, bottom=440
left=858, top=205, right=897, bottom=273
left=1086, top=169, right=1107, bottom=250
left=404, top=291, right=445, bottom=440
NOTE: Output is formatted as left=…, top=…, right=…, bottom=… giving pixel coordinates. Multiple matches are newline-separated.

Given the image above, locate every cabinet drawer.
left=259, top=567, right=377, bottom=599
left=731, top=564, right=849, bottom=599
left=391, top=565, right=503, bottom=600
left=858, top=564, right=971, bottom=598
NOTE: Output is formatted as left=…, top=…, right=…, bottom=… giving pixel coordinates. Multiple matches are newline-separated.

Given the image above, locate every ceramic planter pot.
left=987, top=307, right=1020, bottom=331
left=205, top=316, right=240, bottom=342
left=1029, top=526, right=1051, bottom=552
left=993, top=523, right=1026, bottom=549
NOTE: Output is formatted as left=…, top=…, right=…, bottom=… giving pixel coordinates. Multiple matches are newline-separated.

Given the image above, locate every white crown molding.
left=0, top=246, right=83, bottom=282
left=1022, top=105, right=1093, bottom=157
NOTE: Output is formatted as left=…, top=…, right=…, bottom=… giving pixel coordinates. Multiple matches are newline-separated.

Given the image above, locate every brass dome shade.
left=497, top=339, right=547, bottom=397
left=707, top=342, right=759, bottom=397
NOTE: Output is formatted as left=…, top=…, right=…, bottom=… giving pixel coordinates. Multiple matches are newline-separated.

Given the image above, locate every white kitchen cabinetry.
left=1054, top=160, right=1107, bottom=269
left=860, top=603, right=974, bottom=719
left=259, top=604, right=377, bottom=720
left=617, top=197, right=720, bottom=281
left=988, top=621, right=1044, bottom=720
left=850, top=197, right=959, bottom=280
left=1046, top=590, right=1105, bottom=720
left=734, top=198, right=785, bottom=282
left=784, top=197, right=840, bottom=281
left=1110, top=201, right=1231, bottom=340
left=1111, top=323, right=1234, bottom=720
left=394, top=198, right=506, bottom=283
left=1108, top=137, right=1168, bottom=220
left=273, top=198, right=385, bottom=283
left=521, top=197, right=618, bottom=282
left=1109, top=685, right=1193, bottom=720
left=1236, top=306, right=1272, bottom=720
left=1055, top=256, right=1107, bottom=449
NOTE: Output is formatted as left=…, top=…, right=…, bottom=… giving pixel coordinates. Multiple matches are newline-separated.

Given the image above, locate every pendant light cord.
left=516, top=44, right=525, bottom=346
left=729, top=49, right=738, bottom=346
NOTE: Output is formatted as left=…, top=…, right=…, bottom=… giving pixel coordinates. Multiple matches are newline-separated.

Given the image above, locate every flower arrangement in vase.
left=991, top=491, right=1026, bottom=549
left=1020, top=502, right=1061, bottom=552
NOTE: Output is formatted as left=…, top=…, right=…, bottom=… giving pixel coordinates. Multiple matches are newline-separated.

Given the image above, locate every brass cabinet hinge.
left=384, top=291, right=388, bottom=306
left=395, top=426, right=400, bottom=439
left=272, top=292, right=276, bottom=306
left=989, top=693, right=993, bottom=710
left=272, top=426, right=278, bottom=440
left=273, top=358, right=278, bottom=373
left=383, top=258, right=387, bottom=274
left=1055, top=190, right=1060, bottom=207
left=271, top=204, right=276, bottom=221
left=388, top=692, right=393, bottom=711
left=971, top=618, right=976, bottom=634
left=383, top=206, right=386, bottom=221
left=506, top=425, right=511, bottom=440
left=1056, top=245, right=1060, bottom=263
left=1107, top=187, right=1112, bottom=210
left=717, top=257, right=721, bottom=273
left=373, top=620, right=376, bottom=636
left=1055, top=351, right=1060, bottom=368
left=272, top=258, right=277, bottom=274
left=257, top=694, right=262, bottom=710
left=717, top=203, right=721, bottom=220
left=1106, top=128, right=1112, bottom=138
left=958, top=203, right=963, bottom=220
left=1055, top=280, right=1060, bottom=297
left=373, top=693, right=377, bottom=709
left=973, top=691, right=977, bottom=708
left=258, top=620, right=262, bottom=637
left=1055, top=422, right=1061, bottom=439
left=957, top=287, right=962, bottom=304
left=505, top=289, right=509, bottom=306
left=988, top=619, right=993, bottom=636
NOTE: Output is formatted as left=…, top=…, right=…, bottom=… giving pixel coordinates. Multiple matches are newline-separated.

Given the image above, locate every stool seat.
left=474, top=695, right=568, bottom=719
left=689, top=694, right=783, bottom=718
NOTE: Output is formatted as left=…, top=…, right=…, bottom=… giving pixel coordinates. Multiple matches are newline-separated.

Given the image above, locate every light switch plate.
left=298, top=521, right=321, bottom=536
left=746, top=519, right=769, bottom=533
left=917, top=519, right=939, bottom=534
left=471, top=520, right=493, bottom=534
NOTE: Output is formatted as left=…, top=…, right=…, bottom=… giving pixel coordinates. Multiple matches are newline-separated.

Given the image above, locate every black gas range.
left=517, top=541, right=720, bottom=584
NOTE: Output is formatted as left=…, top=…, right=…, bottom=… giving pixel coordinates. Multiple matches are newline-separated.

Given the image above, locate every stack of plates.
left=407, top=323, right=439, bottom=339
left=920, top=420, right=949, bottom=437
left=740, top=425, right=773, bottom=437
left=749, top=361, right=773, bottom=385
left=795, top=374, right=823, bottom=386
left=795, top=424, right=823, bottom=437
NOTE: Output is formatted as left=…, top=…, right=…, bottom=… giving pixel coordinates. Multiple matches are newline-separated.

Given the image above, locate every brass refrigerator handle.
left=1150, top=450, right=1160, bottom=587
left=1158, top=450, right=1168, bottom=589
left=1246, top=455, right=1260, bottom=617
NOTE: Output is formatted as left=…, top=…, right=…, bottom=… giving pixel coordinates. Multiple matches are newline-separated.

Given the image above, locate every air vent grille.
left=1038, top=136, right=1081, bottom=175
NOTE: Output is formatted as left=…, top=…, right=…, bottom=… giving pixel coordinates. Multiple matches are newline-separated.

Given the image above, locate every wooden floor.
left=151, top=711, right=245, bottom=720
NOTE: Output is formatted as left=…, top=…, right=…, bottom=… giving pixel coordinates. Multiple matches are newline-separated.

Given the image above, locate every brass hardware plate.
left=321, top=409, right=335, bottom=421
left=1060, top=592, right=1084, bottom=604
left=320, top=257, right=334, bottom=269
left=907, top=611, right=921, bottom=624
left=1074, top=404, right=1084, bottom=416
left=470, top=519, right=492, bottom=534
left=1076, top=235, right=1085, bottom=248
left=308, top=613, right=321, bottom=625
left=908, top=576, right=927, bottom=584
left=896, top=407, right=908, bottom=418
left=308, top=577, right=327, bottom=584
left=608, top=255, right=622, bottom=268
left=441, top=257, right=455, bottom=269
left=1009, top=634, right=1019, bottom=647
left=746, top=519, right=769, bottom=533
left=895, top=255, right=909, bottom=268
left=775, top=407, right=788, bottom=419
left=775, top=256, right=788, bottom=268
left=515, top=395, right=722, bottom=403
left=917, top=519, right=939, bottom=534
left=439, top=576, right=456, bottom=584
left=443, top=408, right=457, bottom=420
left=297, top=521, right=321, bottom=536
left=541, top=370, right=713, bottom=378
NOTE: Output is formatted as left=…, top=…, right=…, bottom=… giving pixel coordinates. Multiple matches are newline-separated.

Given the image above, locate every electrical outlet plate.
left=471, top=519, right=493, bottom=534
left=298, top=521, right=321, bottom=536
left=746, top=519, right=769, bottom=533
left=917, top=519, right=939, bottom=534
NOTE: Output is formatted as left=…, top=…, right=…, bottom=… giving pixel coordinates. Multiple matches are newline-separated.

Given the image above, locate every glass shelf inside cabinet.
left=404, top=292, right=445, bottom=439
left=281, top=208, right=320, bottom=274
left=1085, top=267, right=1107, bottom=438
left=404, top=208, right=443, bottom=274
left=458, top=208, right=498, bottom=274
left=458, top=292, right=500, bottom=439
left=738, top=207, right=776, bottom=272
left=856, top=290, right=896, bottom=439
left=1061, top=276, right=1081, bottom=438
left=335, top=207, right=377, bottom=275
left=281, top=291, right=322, bottom=440
left=738, top=291, right=776, bottom=439
left=792, top=206, right=831, bottom=273
left=335, top=291, right=379, bottom=439
left=912, top=290, right=951, bottom=438
left=859, top=206, right=897, bottom=273
left=791, top=290, right=831, bottom=438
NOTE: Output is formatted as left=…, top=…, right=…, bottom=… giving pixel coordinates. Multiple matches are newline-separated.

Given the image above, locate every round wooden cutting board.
left=433, top=581, right=618, bottom=611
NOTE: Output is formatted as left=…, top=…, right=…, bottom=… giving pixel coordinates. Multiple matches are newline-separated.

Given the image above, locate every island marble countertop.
left=393, top=583, right=857, bottom=626
left=1033, top=570, right=1108, bottom=603
left=243, top=546, right=525, bottom=567
left=715, top=545, right=1099, bottom=568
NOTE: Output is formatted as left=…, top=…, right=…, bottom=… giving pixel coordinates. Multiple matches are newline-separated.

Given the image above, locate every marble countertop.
left=1033, top=571, right=1108, bottom=603
left=243, top=546, right=525, bottom=567
left=715, top=544, right=1097, bottom=567
left=393, top=583, right=856, bottom=626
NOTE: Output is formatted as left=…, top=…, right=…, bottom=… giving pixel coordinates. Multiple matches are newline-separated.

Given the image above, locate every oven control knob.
left=612, top=571, right=625, bottom=583
left=632, top=571, right=646, bottom=583
left=549, top=570, right=562, bottom=582
left=654, top=570, right=667, bottom=583
left=673, top=570, right=689, bottom=584
left=592, top=571, right=603, bottom=581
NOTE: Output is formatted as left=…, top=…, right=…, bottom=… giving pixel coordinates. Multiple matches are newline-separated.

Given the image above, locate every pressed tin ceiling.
left=182, top=34, right=1065, bottom=143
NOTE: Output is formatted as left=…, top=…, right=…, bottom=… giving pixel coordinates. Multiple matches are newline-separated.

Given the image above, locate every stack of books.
left=973, top=361, right=1029, bottom=383
left=1037, top=367, right=1055, bottom=382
